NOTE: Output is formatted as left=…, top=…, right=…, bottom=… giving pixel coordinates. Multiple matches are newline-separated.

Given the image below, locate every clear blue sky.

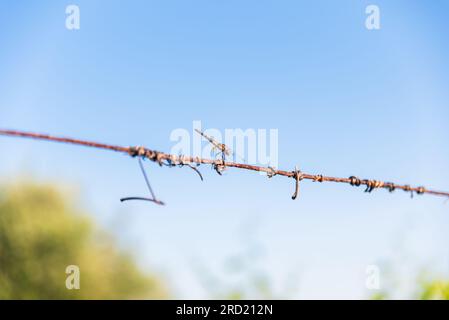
left=1, top=0, right=448, bottom=298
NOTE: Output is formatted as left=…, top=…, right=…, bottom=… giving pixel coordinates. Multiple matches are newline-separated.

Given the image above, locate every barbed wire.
left=1, top=129, right=448, bottom=203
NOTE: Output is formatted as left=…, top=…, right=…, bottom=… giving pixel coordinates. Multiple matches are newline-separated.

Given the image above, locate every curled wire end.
left=177, top=154, right=203, bottom=181
left=120, top=197, right=165, bottom=206
left=291, top=167, right=303, bottom=200
left=121, top=157, right=165, bottom=206
left=186, top=164, right=204, bottom=181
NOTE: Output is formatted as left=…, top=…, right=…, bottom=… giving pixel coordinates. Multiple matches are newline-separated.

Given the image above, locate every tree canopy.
left=0, top=182, right=167, bottom=299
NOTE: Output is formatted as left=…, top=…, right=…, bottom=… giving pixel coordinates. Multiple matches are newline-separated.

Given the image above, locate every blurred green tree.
left=0, top=182, right=168, bottom=299
left=367, top=260, right=449, bottom=300
left=371, top=279, right=449, bottom=300
left=419, top=280, right=449, bottom=300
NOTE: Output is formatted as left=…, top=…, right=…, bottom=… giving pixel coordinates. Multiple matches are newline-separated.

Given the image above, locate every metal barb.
left=267, top=166, right=277, bottom=178
left=195, top=129, right=245, bottom=163
left=120, top=157, right=165, bottom=205
left=181, top=163, right=204, bottom=181
left=291, top=166, right=303, bottom=200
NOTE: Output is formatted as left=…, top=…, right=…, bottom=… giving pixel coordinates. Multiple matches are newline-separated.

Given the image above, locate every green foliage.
left=0, top=182, right=168, bottom=299
left=368, top=276, right=449, bottom=300
left=370, top=292, right=387, bottom=300
left=367, top=262, right=449, bottom=300
left=419, top=280, right=449, bottom=300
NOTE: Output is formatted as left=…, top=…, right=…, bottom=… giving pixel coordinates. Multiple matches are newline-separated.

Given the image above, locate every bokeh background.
left=1, top=0, right=448, bottom=299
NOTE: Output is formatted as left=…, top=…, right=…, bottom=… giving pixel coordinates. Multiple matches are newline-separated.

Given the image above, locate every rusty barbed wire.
left=1, top=129, right=449, bottom=201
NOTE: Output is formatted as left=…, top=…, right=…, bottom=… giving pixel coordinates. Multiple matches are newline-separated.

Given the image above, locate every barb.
left=120, top=197, right=165, bottom=205
left=195, top=129, right=229, bottom=175
left=291, top=166, right=304, bottom=200
left=267, top=166, right=277, bottom=178
left=195, top=129, right=246, bottom=164
left=120, top=157, right=165, bottom=205
left=184, top=164, right=203, bottom=181
left=1, top=129, right=449, bottom=200
left=194, top=129, right=231, bottom=157
left=177, top=155, right=204, bottom=181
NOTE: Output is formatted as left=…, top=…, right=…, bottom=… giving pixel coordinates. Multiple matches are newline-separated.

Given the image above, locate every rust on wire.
left=1, top=129, right=449, bottom=201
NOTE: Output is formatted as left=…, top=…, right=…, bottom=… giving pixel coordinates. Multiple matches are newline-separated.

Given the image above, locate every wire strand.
left=1, top=129, right=448, bottom=199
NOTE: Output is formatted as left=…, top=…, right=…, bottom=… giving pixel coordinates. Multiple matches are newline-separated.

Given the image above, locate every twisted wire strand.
left=1, top=129, right=448, bottom=199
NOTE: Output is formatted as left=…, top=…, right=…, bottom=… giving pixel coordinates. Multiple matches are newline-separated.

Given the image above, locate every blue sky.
left=1, top=0, right=449, bottom=298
